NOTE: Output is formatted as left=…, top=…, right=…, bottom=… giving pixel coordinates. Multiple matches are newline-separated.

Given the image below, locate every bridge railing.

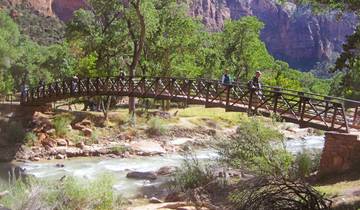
left=21, top=76, right=360, bottom=132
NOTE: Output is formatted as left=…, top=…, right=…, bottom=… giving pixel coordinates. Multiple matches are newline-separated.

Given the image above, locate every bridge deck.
left=20, top=76, right=360, bottom=133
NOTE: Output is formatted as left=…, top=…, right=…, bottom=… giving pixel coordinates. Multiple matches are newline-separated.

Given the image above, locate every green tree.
left=0, top=11, right=20, bottom=93
left=222, top=16, right=274, bottom=82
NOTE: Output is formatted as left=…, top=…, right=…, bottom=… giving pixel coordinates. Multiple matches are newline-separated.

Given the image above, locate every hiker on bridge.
left=248, top=71, right=264, bottom=99
left=221, top=69, right=232, bottom=86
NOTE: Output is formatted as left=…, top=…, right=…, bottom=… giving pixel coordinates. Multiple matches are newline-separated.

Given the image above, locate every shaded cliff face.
left=189, top=0, right=357, bottom=70
left=5, top=0, right=357, bottom=70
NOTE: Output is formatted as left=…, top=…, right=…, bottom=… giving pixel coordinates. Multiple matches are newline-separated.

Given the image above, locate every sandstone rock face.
left=189, top=0, right=357, bottom=70
left=6, top=0, right=357, bottom=70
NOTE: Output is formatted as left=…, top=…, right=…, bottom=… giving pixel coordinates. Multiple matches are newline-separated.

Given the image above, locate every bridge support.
left=319, top=132, right=360, bottom=177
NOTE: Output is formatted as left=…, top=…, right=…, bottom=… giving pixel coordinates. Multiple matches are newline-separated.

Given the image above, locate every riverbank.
left=10, top=105, right=317, bottom=163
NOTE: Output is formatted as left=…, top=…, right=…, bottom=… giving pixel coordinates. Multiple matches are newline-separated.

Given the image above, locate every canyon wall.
left=3, top=0, right=357, bottom=70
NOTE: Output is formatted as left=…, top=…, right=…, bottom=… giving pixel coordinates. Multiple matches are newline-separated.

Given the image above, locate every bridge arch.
left=21, top=76, right=360, bottom=133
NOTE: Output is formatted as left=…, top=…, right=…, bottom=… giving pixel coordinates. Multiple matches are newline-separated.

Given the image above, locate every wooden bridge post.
left=331, top=104, right=338, bottom=129
left=248, top=87, right=255, bottom=115
left=354, top=106, right=359, bottom=126
left=324, top=96, right=331, bottom=119
left=187, top=80, right=193, bottom=103
left=226, top=85, right=232, bottom=108
left=62, top=80, right=67, bottom=95
left=298, top=92, right=307, bottom=127
left=169, top=78, right=176, bottom=98
left=205, top=82, right=210, bottom=106
left=273, top=87, right=281, bottom=114
left=86, top=78, right=90, bottom=95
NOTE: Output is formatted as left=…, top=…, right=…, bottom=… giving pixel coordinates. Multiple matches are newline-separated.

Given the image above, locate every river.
left=2, top=136, right=325, bottom=198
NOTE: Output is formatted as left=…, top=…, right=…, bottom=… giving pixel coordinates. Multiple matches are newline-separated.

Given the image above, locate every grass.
left=53, top=114, right=74, bottom=137
left=0, top=174, right=124, bottom=210
left=315, top=180, right=360, bottom=197
left=110, top=145, right=129, bottom=154
left=24, top=131, right=37, bottom=146
left=145, top=117, right=167, bottom=136
left=176, top=106, right=245, bottom=127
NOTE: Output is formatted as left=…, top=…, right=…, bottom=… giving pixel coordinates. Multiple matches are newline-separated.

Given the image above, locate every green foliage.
left=110, top=145, right=129, bottom=154
left=53, top=115, right=74, bottom=137
left=292, top=149, right=322, bottom=179
left=146, top=117, right=167, bottom=136
left=171, top=154, right=215, bottom=192
left=222, top=16, right=274, bottom=81
left=24, top=131, right=37, bottom=146
left=0, top=174, right=123, bottom=210
left=216, top=118, right=293, bottom=176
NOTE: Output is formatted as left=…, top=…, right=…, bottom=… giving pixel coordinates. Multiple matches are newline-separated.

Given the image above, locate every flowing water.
left=1, top=136, right=325, bottom=198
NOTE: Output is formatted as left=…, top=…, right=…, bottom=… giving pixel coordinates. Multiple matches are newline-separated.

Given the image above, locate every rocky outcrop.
left=189, top=0, right=357, bottom=70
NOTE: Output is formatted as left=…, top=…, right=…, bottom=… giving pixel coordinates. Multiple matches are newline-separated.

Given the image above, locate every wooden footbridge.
left=20, top=76, right=360, bottom=133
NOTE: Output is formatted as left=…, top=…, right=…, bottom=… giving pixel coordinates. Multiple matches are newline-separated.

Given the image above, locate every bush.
left=24, top=132, right=37, bottom=146
left=171, top=154, right=215, bottom=192
left=292, top=149, right=322, bottom=179
left=110, top=146, right=128, bottom=155
left=53, top=115, right=73, bottom=137
left=146, top=117, right=167, bottom=136
left=215, top=117, right=293, bottom=176
left=0, top=174, right=124, bottom=210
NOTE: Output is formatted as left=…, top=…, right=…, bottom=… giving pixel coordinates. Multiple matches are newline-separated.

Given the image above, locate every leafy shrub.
left=24, top=132, right=37, bottom=146
left=171, top=154, right=215, bottom=192
left=146, top=117, right=167, bottom=136
left=216, top=117, right=293, bottom=176
left=292, top=149, right=322, bottom=179
left=0, top=174, right=124, bottom=210
left=110, top=146, right=128, bottom=155
left=53, top=115, right=74, bottom=137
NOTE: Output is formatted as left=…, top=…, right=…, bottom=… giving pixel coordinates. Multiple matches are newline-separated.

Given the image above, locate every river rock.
left=82, top=128, right=93, bottom=137
left=56, top=139, right=67, bottom=146
left=156, top=166, right=177, bottom=176
left=131, top=141, right=166, bottom=156
left=46, top=128, right=56, bottom=135
left=80, top=119, right=92, bottom=127
left=126, top=171, right=157, bottom=180
left=56, top=163, right=65, bottom=168
left=72, top=123, right=85, bottom=131
left=41, top=138, right=56, bottom=148
left=56, top=154, right=66, bottom=159
left=149, top=197, right=162, bottom=203
left=30, top=157, right=40, bottom=161
left=76, top=142, right=85, bottom=149
left=0, top=191, right=9, bottom=199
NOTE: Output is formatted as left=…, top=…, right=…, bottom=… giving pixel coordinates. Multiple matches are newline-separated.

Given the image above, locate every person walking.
left=221, top=69, right=232, bottom=85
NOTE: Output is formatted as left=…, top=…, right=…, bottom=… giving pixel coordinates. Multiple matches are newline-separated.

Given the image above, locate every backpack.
left=223, top=74, right=230, bottom=84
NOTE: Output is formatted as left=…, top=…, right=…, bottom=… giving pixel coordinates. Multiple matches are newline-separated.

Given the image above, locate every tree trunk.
left=126, top=0, right=146, bottom=114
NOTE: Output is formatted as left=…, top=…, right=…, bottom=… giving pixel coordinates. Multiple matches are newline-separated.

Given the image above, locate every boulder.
left=72, top=123, right=85, bottom=131
left=156, top=166, right=177, bottom=176
left=165, top=192, right=186, bottom=202
left=76, top=142, right=85, bottom=149
left=46, top=128, right=56, bottom=135
left=82, top=128, right=93, bottom=137
left=55, top=154, right=66, bottom=159
left=30, top=157, right=40, bottom=161
left=0, top=191, right=9, bottom=199
left=131, top=141, right=166, bottom=156
left=56, top=163, right=65, bottom=168
left=126, top=171, right=157, bottom=180
left=56, top=139, right=67, bottom=146
left=41, top=138, right=56, bottom=148
left=149, top=197, right=162, bottom=204
left=80, top=119, right=92, bottom=127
